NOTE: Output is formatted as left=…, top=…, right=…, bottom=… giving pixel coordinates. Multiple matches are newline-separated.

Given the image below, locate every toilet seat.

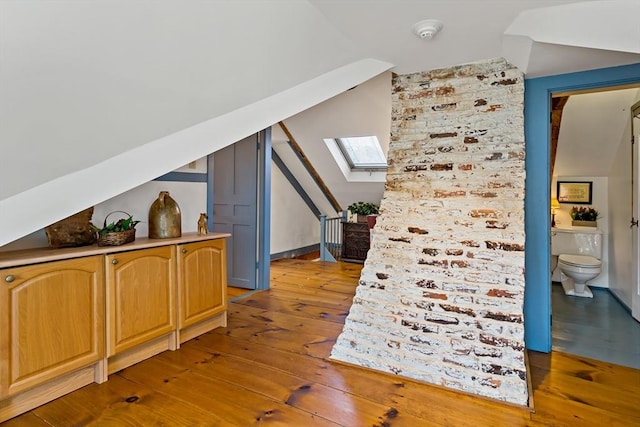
left=558, top=254, right=601, bottom=268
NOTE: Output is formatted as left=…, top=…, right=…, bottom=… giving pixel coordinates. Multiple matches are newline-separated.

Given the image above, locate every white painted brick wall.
left=330, top=58, right=528, bottom=406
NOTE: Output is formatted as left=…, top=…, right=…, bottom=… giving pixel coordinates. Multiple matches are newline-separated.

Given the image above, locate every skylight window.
left=335, top=136, right=387, bottom=170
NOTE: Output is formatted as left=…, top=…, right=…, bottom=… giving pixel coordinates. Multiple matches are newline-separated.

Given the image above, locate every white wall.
left=93, top=181, right=207, bottom=239
left=0, top=159, right=208, bottom=251
left=2, top=153, right=324, bottom=258
left=551, top=176, right=609, bottom=288
left=271, top=72, right=391, bottom=211
left=270, top=162, right=321, bottom=255
left=555, top=91, right=637, bottom=177
left=607, top=89, right=640, bottom=307
left=608, top=119, right=633, bottom=305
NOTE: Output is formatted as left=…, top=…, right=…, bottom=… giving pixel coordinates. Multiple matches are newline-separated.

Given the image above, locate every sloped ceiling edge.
left=0, top=58, right=393, bottom=246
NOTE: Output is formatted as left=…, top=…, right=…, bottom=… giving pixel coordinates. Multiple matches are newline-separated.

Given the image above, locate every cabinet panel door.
left=106, top=246, right=175, bottom=356
left=0, top=256, right=104, bottom=397
left=178, top=239, right=227, bottom=328
left=341, top=222, right=370, bottom=262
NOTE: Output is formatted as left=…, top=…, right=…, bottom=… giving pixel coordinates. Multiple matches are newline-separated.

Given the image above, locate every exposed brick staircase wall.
left=331, top=58, right=528, bottom=406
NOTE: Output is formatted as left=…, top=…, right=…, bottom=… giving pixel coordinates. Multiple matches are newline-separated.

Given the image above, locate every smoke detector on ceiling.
left=413, top=19, right=444, bottom=40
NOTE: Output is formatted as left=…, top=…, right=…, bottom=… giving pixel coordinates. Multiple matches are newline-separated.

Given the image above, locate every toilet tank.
left=551, top=227, right=603, bottom=259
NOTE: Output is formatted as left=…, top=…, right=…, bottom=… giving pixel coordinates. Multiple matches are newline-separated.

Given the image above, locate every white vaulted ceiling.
left=310, top=0, right=640, bottom=76
left=1, top=0, right=639, bottom=245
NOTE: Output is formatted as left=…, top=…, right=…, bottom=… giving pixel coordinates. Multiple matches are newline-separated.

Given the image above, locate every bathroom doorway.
left=549, top=86, right=640, bottom=368
left=523, top=63, right=640, bottom=356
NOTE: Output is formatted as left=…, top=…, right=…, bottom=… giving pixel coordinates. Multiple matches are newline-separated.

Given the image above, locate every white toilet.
left=551, top=227, right=603, bottom=298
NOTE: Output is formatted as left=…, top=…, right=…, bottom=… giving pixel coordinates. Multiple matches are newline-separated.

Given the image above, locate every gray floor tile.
left=552, top=283, right=640, bottom=369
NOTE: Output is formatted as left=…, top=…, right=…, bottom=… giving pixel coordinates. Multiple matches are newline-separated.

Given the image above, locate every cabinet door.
left=106, top=246, right=176, bottom=356
left=341, top=222, right=370, bottom=262
left=0, top=256, right=104, bottom=397
left=177, top=239, right=227, bottom=328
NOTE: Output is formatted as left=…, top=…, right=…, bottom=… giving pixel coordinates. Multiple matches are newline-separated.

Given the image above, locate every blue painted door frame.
left=524, top=62, right=640, bottom=352
left=257, top=128, right=272, bottom=291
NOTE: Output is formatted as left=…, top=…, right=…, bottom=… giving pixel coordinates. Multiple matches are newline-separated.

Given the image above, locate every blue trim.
left=321, top=246, right=337, bottom=263
left=206, top=155, right=214, bottom=230
left=257, top=128, right=272, bottom=291
left=272, top=150, right=322, bottom=217
left=524, top=62, right=640, bottom=352
left=320, top=214, right=327, bottom=261
left=154, top=171, right=207, bottom=182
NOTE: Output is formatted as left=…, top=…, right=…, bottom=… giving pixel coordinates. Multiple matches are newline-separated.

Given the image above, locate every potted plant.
left=347, top=202, right=380, bottom=224
left=570, top=206, right=599, bottom=227
left=91, top=211, right=141, bottom=246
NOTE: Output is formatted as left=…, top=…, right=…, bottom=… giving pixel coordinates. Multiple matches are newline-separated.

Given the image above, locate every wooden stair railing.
left=278, top=121, right=343, bottom=214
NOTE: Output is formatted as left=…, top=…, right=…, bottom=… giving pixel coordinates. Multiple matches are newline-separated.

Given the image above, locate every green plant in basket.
left=91, top=211, right=141, bottom=246
left=92, top=216, right=140, bottom=236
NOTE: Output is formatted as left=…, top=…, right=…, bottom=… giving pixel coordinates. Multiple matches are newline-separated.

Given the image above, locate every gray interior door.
left=212, top=135, right=258, bottom=289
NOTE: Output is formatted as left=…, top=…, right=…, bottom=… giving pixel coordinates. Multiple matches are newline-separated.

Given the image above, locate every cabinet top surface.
left=0, top=232, right=231, bottom=268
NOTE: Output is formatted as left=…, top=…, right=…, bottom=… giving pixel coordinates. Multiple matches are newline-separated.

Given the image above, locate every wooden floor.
left=3, top=259, right=639, bottom=426
left=227, top=285, right=252, bottom=300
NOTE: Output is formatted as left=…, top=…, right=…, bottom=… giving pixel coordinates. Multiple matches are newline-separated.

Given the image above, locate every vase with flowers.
left=570, top=206, right=599, bottom=227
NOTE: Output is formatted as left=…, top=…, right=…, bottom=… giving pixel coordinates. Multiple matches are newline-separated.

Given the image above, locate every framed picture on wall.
left=557, top=181, right=592, bottom=204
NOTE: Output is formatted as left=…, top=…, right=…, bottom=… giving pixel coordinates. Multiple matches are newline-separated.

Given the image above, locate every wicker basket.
left=97, top=228, right=136, bottom=246
left=96, top=211, right=137, bottom=246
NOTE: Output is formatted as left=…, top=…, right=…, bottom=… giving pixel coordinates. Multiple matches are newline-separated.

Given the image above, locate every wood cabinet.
left=341, top=222, right=370, bottom=263
left=0, top=256, right=104, bottom=398
left=105, top=246, right=176, bottom=368
left=0, top=233, right=229, bottom=422
left=177, top=239, right=227, bottom=342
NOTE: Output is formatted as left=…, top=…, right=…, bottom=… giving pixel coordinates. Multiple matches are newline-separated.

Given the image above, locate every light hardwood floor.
left=3, top=259, right=639, bottom=426
left=227, top=285, right=253, bottom=301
